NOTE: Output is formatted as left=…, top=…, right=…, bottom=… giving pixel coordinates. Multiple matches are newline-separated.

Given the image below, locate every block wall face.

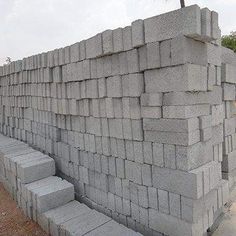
left=0, top=4, right=235, bottom=236
left=221, top=47, right=236, bottom=191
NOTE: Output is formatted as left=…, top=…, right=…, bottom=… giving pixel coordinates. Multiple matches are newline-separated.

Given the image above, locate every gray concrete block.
left=148, top=187, right=158, bottom=209
left=18, top=157, right=55, bottom=184
left=119, top=52, right=128, bottom=75
left=70, top=43, right=80, bottom=63
left=109, top=119, right=123, bottom=139
left=129, top=98, right=141, bottom=119
left=171, top=36, right=207, bottom=66
left=221, top=63, right=236, bottom=84
left=158, top=189, right=169, bottom=214
left=211, top=124, right=224, bottom=145
left=160, top=39, right=171, bottom=67
left=145, top=64, right=207, bottom=93
left=58, top=48, right=65, bottom=65
left=138, top=185, right=148, bottom=208
left=223, top=83, right=236, bottom=101
left=86, top=34, right=103, bottom=59
left=82, top=59, right=91, bottom=80
left=122, top=119, right=132, bottom=140
left=199, top=115, right=212, bottom=132
left=141, top=93, right=162, bottom=107
left=169, top=192, right=181, bottom=218
left=64, top=46, right=70, bottom=64
left=180, top=186, right=219, bottom=223
left=144, top=5, right=201, bottom=43
left=143, top=118, right=199, bottom=133
left=133, top=141, right=143, bottom=164
left=200, top=127, right=212, bottom=141
left=149, top=208, right=202, bottom=236
left=123, top=26, right=132, bottom=51
left=143, top=142, right=153, bottom=165
left=103, top=56, right=112, bottom=77
left=211, top=11, right=220, bottom=40
left=60, top=210, right=111, bottom=236
left=207, top=43, right=221, bottom=66
left=222, top=150, right=236, bottom=172
left=10, top=152, right=46, bottom=175
left=52, top=66, right=62, bottom=83
left=224, top=117, right=235, bottom=136
left=131, top=120, right=143, bottom=141
left=102, top=30, right=113, bottom=55
left=164, top=144, right=176, bottom=169
left=163, top=104, right=210, bottom=119
left=152, top=165, right=203, bottom=199
left=113, top=28, right=123, bottom=53
left=131, top=19, right=144, bottom=47
left=141, top=164, right=152, bottom=186
left=22, top=176, right=62, bottom=202
left=113, top=98, right=123, bottom=118
left=98, top=77, right=107, bottom=98
left=127, top=49, right=140, bottom=73
left=107, top=76, right=122, bottom=98
left=201, top=8, right=212, bottom=41
left=116, top=158, right=125, bottom=178
left=145, top=130, right=200, bottom=146
left=211, top=105, right=224, bottom=126
left=125, top=160, right=142, bottom=184
left=122, top=73, right=144, bottom=97
left=111, top=54, right=120, bottom=76
left=38, top=201, right=90, bottom=235
left=147, top=42, right=160, bottom=69
left=84, top=220, right=140, bottom=236
left=153, top=143, right=164, bottom=167
left=138, top=45, right=148, bottom=72
left=207, top=65, right=215, bottom=90
left=79, top=40, right=86, bottom=60
left=33, top=180, right=74, bottom=214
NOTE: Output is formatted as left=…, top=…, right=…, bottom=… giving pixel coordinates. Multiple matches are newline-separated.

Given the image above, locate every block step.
left=38, top=201, right=141, bottom=236
left=0, top=134, right=142, bottom=235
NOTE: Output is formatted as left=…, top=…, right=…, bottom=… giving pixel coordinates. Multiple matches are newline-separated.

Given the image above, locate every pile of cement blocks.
left=0, top=4, right=235, bottom=236
left=0, top=134, right=141, bottom=236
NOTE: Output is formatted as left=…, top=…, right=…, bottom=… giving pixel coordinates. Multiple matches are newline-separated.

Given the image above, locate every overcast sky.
left=0, top=0, right=235, bottom=65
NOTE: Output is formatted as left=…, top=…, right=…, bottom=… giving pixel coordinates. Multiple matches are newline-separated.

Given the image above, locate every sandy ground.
left=0, top=183, right=47, bottom=236
left=213, top=202, right=236, bottom=236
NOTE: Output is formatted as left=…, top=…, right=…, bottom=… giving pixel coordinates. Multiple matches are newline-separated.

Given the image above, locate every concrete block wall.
left=221, top=47, right=236, bottom=192
left=0, top=5, right=234, bottom=236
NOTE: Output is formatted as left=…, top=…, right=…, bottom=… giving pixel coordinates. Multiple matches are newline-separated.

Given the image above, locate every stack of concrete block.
left=0, top=134, right=74, bottom=219
left=0, top=134, right=141, bottom=236
left=0, top=4, right=233, bottom=236
left=38, top=201, right=142, bottom=236
left=221, top=47, right=236, bottom=193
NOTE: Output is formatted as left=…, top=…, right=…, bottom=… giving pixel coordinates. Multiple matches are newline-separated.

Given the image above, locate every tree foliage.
left=222, top=31, right=236, bottom=52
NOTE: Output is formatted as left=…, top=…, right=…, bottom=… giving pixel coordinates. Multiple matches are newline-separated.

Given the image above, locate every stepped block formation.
left=0, top=4, right=235, bottom=236
left=0, top=134, right=141, bottom=236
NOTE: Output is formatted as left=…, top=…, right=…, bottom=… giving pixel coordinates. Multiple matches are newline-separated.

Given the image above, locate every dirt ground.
left=0, top=183, right=47, bottom=236
left=213, top=202, right=236, bottom=236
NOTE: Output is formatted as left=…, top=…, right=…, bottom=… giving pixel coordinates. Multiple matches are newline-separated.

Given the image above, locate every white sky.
left=0, top=0, right=235, bottom=65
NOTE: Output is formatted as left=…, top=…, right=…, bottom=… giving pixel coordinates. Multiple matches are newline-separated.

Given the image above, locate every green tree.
left=222, top=32, right=236, bottom=52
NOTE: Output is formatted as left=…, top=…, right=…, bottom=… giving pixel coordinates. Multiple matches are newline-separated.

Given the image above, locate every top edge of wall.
left=0, top=4, right=221, bottom=76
